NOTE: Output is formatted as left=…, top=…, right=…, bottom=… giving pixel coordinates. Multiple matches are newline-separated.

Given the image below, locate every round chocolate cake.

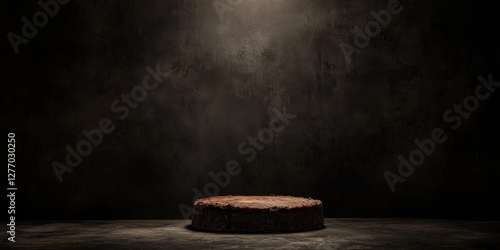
left=191, top=195, right=324, bottom=232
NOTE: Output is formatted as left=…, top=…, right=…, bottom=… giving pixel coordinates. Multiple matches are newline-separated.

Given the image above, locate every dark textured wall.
left=3, top=0, right=500, bottom=220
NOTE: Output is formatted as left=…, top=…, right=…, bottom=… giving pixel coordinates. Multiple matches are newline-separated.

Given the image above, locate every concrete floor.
left=3, top=219, right=500, bottom=249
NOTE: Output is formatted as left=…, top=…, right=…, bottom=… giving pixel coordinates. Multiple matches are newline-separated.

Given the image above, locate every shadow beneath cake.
left=184, top=224, right=326, bottom=235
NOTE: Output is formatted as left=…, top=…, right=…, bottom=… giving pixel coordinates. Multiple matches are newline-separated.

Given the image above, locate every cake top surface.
left=194, top=195, right=322, bottom=210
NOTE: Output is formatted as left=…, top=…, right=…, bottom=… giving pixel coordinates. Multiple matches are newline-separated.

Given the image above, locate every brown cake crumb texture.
left=192, top=195, right=324, bottom=232
left=194, top=195, right=322, bottom=210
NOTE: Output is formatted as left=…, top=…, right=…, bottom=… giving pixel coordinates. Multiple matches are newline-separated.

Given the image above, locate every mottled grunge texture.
left=2, top=0, right=499, bottom=219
